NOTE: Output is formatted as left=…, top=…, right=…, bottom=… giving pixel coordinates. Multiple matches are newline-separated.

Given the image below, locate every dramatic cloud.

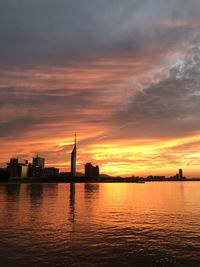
left=114, top=45, right=200, bottom=138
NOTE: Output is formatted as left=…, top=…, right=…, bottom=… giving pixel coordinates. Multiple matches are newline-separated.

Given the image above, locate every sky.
left=1, top=0, right=200, bottom=177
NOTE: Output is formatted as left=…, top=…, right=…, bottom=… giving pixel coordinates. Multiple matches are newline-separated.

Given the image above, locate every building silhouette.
left=70, top=134, right=77, bottom=178
left=0, top=168, right=9, bottom=182
left=31, top=155, right=45, bottom=177
left=7, top=158, right=29, bottom=178
left=33, top=155, right=45, bottom=169
left=85, top=163, right=99, bottom=179
left=179, top=169, right=183, bottom=180
left=170, top=168, right=186, bottom=180
left=44, top=167, right=59, bottom=177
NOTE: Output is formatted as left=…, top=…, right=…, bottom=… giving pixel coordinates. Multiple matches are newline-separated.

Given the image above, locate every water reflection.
left=26, top=183, right=58, bottom=202
left=27, top=184, right=43, bottom=202
left=1, top=184, right=21, bottom=223
left=5, top=184, right=21, bottom=199
left=84, top=183, right=99, bottom=199
left=84, top=183, right=99, bottom=214
left=69, top=183, right=76, bottom=223
left=0, top=182, right=199, bottom=267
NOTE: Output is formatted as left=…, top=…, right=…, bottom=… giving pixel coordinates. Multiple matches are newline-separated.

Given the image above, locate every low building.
left=59, top=172, right=71, bottom=178
left=146, top=175, right=166, bottom=181
left=44, top=167, right=59, bottom=177
left=0, top=168, right=9, bottom=182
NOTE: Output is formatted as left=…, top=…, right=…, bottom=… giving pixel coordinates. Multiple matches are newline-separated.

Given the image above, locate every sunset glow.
left=1, top=1, right=200, bottom=178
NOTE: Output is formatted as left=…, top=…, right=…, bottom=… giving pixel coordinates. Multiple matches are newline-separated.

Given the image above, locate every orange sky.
left=1, top=50, right=200, bottom=178
left=1, top=2, right=200, bottom=178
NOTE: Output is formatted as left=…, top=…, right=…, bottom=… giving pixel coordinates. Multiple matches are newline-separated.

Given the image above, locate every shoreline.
left=0, top=179, right=200, bottom=184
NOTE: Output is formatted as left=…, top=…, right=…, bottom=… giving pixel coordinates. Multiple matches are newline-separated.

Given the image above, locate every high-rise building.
left=94, top=165, right=99, bottom=178
left=70, top=134, right=77, bottom=178
left=85, top=163, right=100, bottom=179
left=85, top=163, right=93, bottom=178
left=7, top=158, right=29, bottom=178
left=33, top=155, right=45, bottom=168
left=32, top=155, right=45, bottom=177
left=179, top=169, right=183, bottom=180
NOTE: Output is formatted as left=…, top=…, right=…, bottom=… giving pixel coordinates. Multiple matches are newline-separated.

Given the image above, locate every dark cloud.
left=114, top=46, right=200, bottom=138
left=0, top=0, right=200, bottom=67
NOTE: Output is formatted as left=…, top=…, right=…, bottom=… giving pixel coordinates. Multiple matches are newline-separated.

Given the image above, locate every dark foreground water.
left=0, top=182, right=199, bottom=267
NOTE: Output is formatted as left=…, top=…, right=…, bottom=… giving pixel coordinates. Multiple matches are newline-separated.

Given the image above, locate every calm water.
left=0, top=182, right=199, bottom=267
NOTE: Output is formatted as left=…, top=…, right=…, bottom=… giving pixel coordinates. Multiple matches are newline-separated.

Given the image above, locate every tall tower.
left=70, top=133, right=77, bottom=178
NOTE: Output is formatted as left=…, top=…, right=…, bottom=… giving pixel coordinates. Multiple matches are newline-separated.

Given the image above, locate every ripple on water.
left=0, top=182, right=199, bottom=267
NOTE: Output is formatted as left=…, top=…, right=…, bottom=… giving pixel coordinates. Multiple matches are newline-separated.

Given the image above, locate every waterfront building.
left=170, top=169, right=186, bottom=180
left=179, top=169, right=183, bottom=180
left=85, top=163, right=99, bottom=179
left=32, top=155, right=45, bottom=177
left=7, top=158, right=29, bottom=178
left=44, top=167, right=59, bottom=177
left=33, top=155, right=45, bottom=169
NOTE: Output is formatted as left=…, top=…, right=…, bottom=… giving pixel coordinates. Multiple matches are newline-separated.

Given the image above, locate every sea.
left=0, top=182, right=199, bottom=267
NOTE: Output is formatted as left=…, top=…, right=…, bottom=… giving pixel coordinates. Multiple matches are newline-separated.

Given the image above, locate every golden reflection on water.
left=0, top=182, right=199, bottom=267
left=0, top=182, right=199, bottom=228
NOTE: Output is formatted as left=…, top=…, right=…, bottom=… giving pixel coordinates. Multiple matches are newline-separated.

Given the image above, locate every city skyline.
left=1, top=138, right=186, bottom=180
left=0, top=135, right=197, bottom=178
left=1, top=1, right=200, bottom=177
